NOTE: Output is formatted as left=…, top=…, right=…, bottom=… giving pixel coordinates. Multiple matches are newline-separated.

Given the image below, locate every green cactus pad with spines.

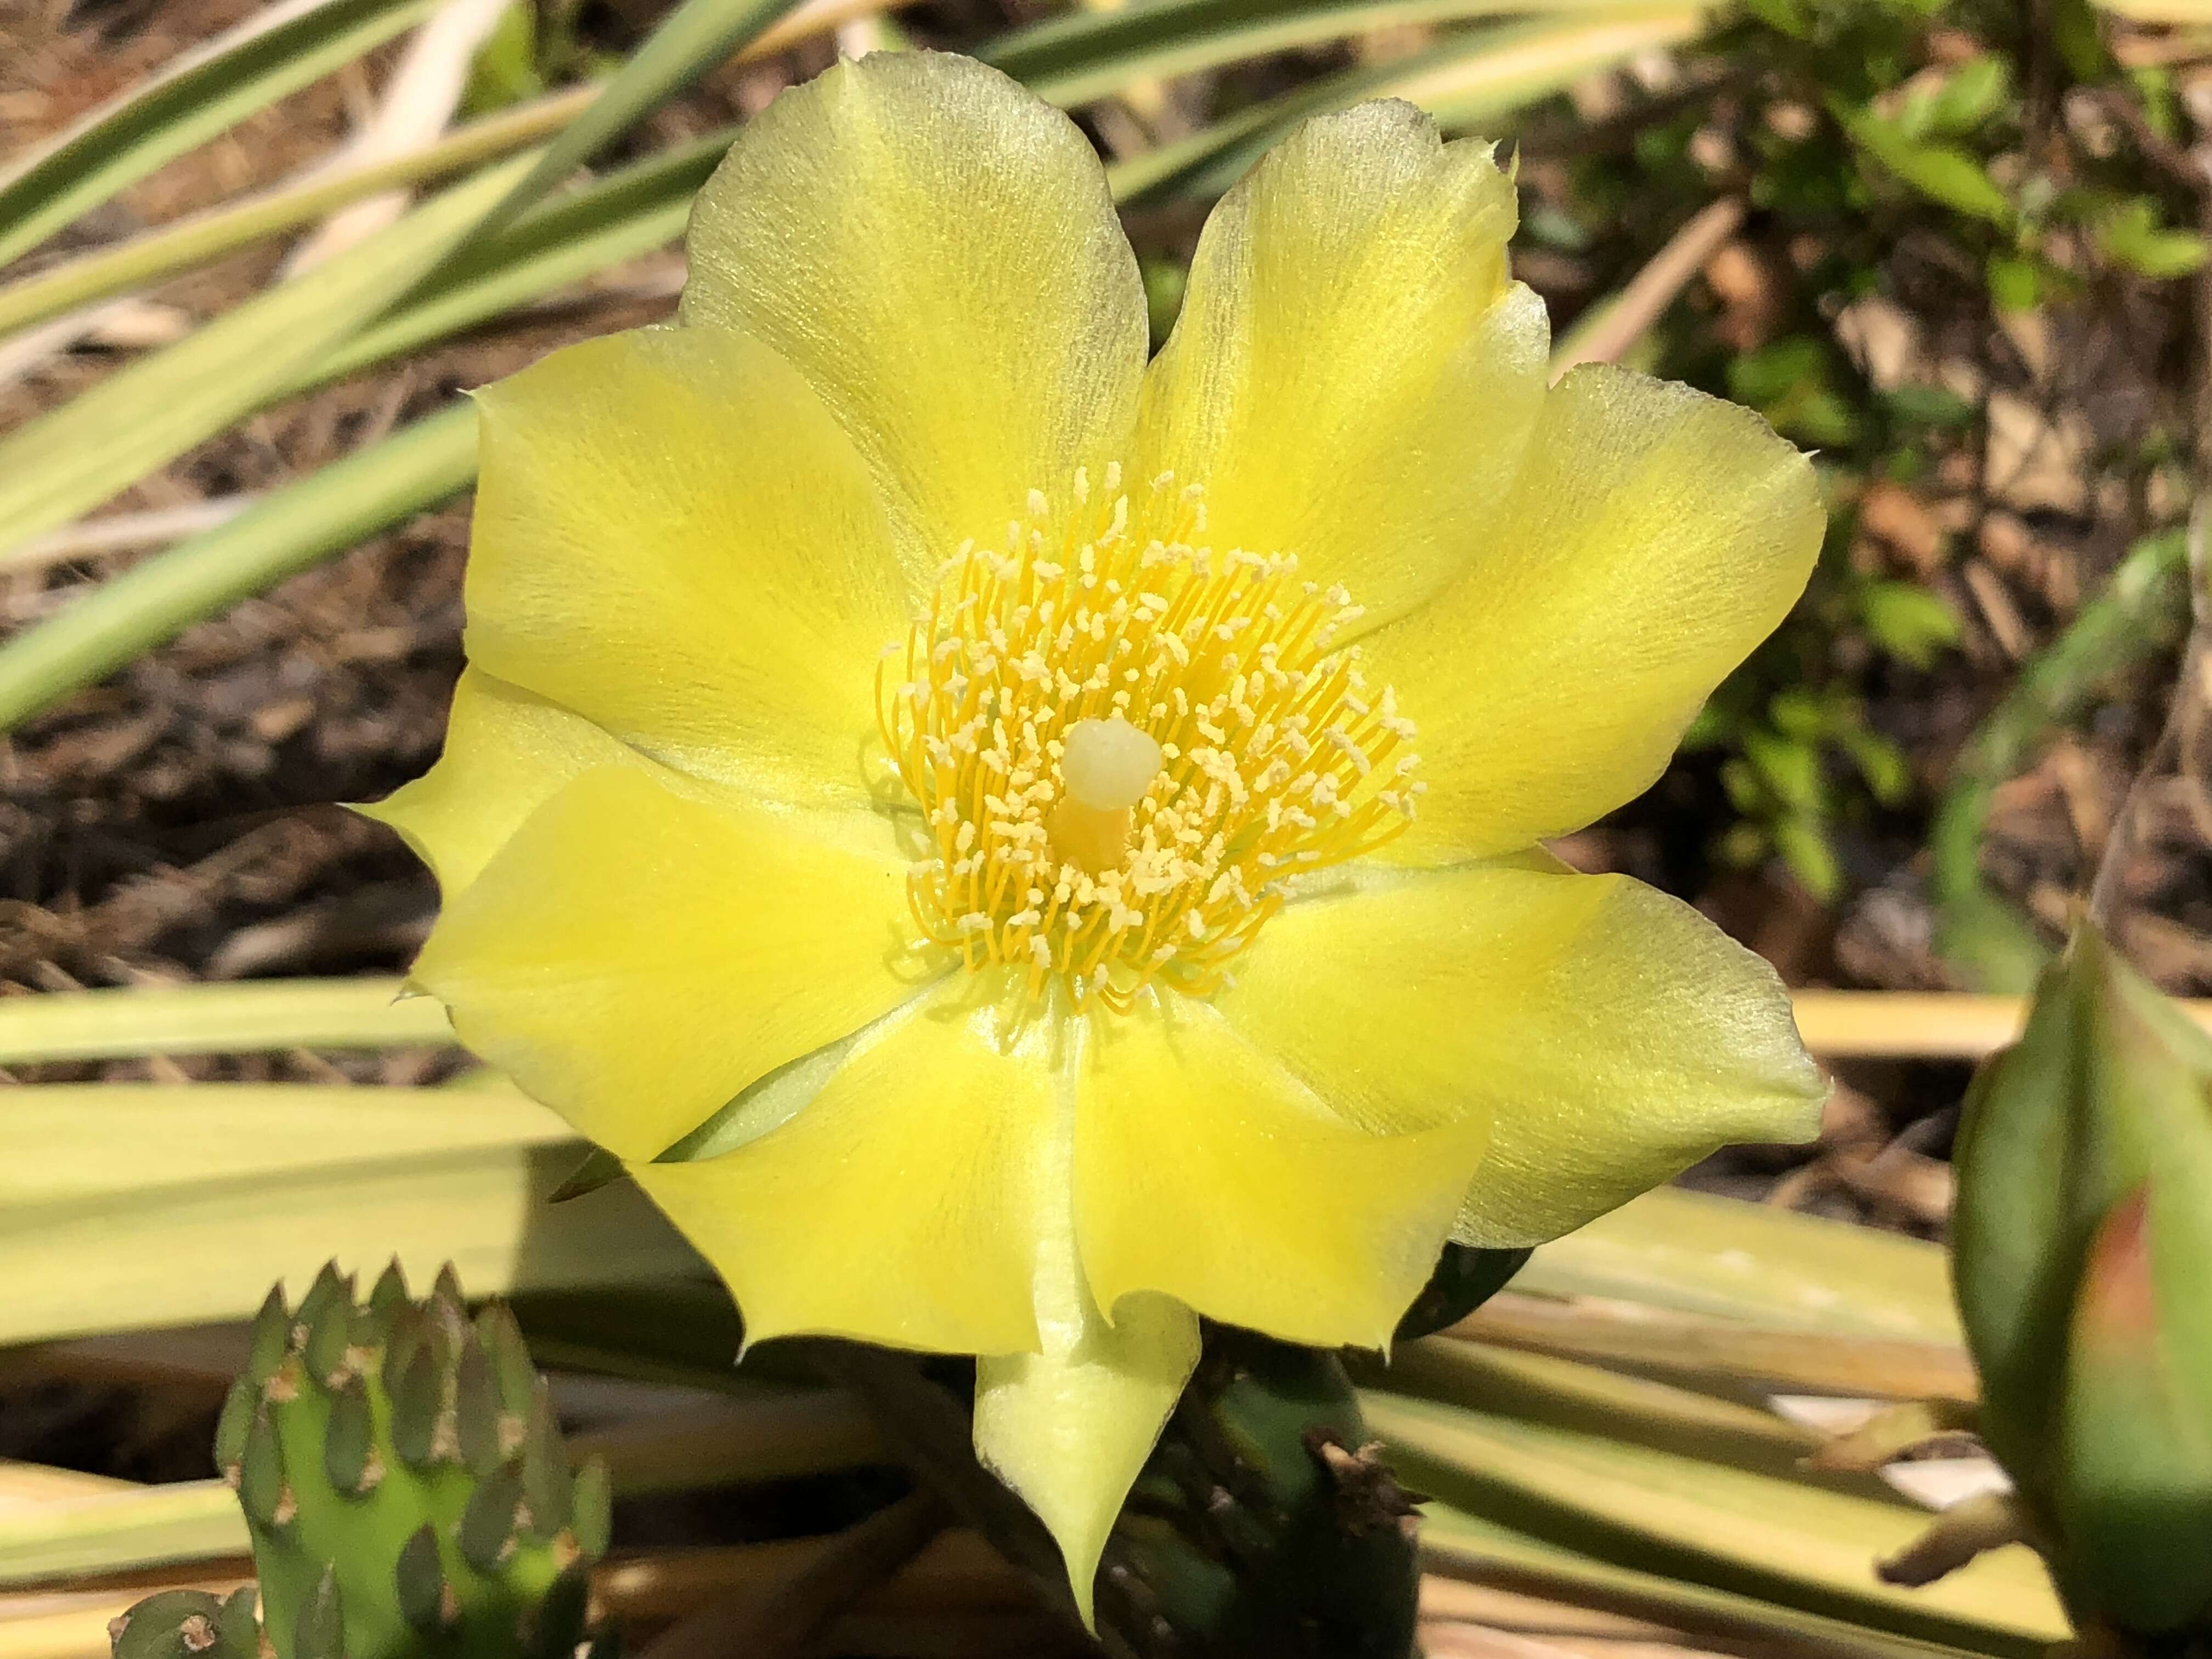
left=194, top=1262, right=608, bottom=1659
left=1098, top=1329, right=1422, bottom=1658
left=108, top=1589, right=261, bottom=1659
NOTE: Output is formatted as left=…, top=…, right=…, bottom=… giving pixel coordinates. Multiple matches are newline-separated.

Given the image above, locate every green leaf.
left=289, top=129, right=731, bottom=397
left=979, top=0, right=1635, bottom=109
left=463, top=0, right=546, bottom=116
left=1106, top=6, right=1709, bottom=203
left=1986, top=253, right=2040, bottom=312
left=0, top=1480, right=246, bottom=1589
left=0, top=977, right=441, bottom=1064
left=1859, top=579, right=1960, bottom=669
left=1772, top=814, right=1842, bottom=901
left=0, top=83, right=600, bottom=342
left=2095, top=197, right=2209, bottom=280
left=0, top=158, right=528, bottom=562
left=0, top=403, right=476, bottom=731
left=1421, top=1505, right=1999, bottom=1659
left=470, top=0, right=806, bottom=240
left=0, top=1082, right=702, bottom=1348
left=0, top=0, right=435, bottom=272
left=1522, top=1187, right=1960, bottom=1344
left=1848, top=114, right=2011, bottom=223
left=1922, top=58, right=2010, bottom=139
left=0, top=0, right=808, bottom=562
left=1370, top=1393, right=2067, bottom=1652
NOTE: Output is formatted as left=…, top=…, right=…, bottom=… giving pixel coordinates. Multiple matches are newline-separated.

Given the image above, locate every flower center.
left=877, top=464, right=1423, bottom=1012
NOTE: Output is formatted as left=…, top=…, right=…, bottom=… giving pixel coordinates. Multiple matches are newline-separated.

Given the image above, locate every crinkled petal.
left=409, top=761, right=932, bottom=1161
left=1363, top=364, right=1824, bottom=862
left=466, top=327, right=910, bottom=810
left=629, top=972, right=1053, bottom=1356
left=1076, top=995, right=1486, bottom=1350
left=1133, top=100, right=1548, bottom=631
left=974, top=1041, right=1198, bottom=1627
left=357, top=668, right=636, bottom=901
left=1215, top=860, right=1823, bottom=1250
left=679, top=51, right=1147, bottom=571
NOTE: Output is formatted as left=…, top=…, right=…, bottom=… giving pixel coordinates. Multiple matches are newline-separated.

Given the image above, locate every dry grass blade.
left=0, top=0, right=435, bottom=271
left=0, top=86, right=599, bottom=342
left=1445, top=1294, right=1979, bottom=1403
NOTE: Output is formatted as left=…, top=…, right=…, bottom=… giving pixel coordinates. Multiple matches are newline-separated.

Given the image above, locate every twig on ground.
left=1548, top=198, right=1745, bottom=380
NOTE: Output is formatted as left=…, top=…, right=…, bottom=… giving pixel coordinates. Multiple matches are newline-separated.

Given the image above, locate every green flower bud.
left=1953, top=924, right=2212, bottom=1638
left=117, top=1264, right=610, bottom=1659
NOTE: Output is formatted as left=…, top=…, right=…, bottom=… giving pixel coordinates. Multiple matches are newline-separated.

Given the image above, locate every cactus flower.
left=1953, top=925, right=2212, bottom=1639
left=370, top=50, right=1825, bottom=1611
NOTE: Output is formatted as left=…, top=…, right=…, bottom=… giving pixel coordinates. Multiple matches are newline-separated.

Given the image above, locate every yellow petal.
left=1076, top=995, right=1486, bottom=1350
left=678, top=52, right=1147, bottom=567
left=357, top=668, right=636, bottom=901
left=973, top=1058, right=1198, bottom=1626
left=1215, top=860, right=1822, bottom=1250
left=1134, top=100, right=1548, bottom=631
left=409, top=761, right=932, bottom=1161
left=465, top=326, right=910, bottom=810
left=1362, top=364, right=1823, bottom=862
left=630, top=972, right=1056, bottom=1356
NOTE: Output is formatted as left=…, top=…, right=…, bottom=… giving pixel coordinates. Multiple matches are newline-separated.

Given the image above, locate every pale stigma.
left=1048, top=716, right=1163, bottom=874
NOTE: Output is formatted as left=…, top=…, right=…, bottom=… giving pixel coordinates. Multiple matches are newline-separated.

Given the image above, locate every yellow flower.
left=369, top=50, right=1826, bottom=1613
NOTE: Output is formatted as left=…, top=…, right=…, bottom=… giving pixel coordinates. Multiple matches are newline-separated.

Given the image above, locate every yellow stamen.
left=878, top=467, right=1422, bottom=1011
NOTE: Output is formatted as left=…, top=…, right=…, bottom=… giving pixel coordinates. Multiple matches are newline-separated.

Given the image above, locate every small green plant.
left=108, top=1264, right=610, bottom=1659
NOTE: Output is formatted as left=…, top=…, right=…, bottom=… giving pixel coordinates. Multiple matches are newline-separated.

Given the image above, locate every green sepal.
left=455, top=1340, right=505, bottom=1477
left=367, top=1260, right=410, bottom=1322
left=292, top=1568, right=343, bottom=1659
left=238, top=1405, right=289, bottom=1531
left=322, top=1376, right=377, bottom=1498
left=2052, top=1187, right=2212, bottom=1635
left=1101, top=1329, right=1420, bottom=1657
left=213, top=1375, right=256, bottom=1478
left=569, top=1459, right=612, bottom=1560
left=109, top=1590, right=258, bottom=1659
left=394, top=1525, right=447, bottom=1633
left=476, top=1303, right=537, bottom=1421
left=459, top=1464, right=525, bottom=1576
left=247, top=1286, right=292, bottom=1385
left=517, top=1388, right=571, bottom=1536
left=292, top=1265, right=351, bottom=1355
left=1952, top=923, right=2212, bottom=1638
left=1393, top=1245, right=1532, bottom=1342
left=387, top=1330, right=447, bottom=1471
left=302, top=1278, right=356, bottom=1387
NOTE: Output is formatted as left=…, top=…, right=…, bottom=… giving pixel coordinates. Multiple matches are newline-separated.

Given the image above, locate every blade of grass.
left=0, top=0, right=435, bottom=272
left=0, top=1082, right=701, bottom=1346
left=1421, top=1505, right=2018, bottom=1659
left=0, top=977, right=437, bottom=1065
left=0, top=1394, right=882, bottom=1590
left=0, top=402, right=476, bottom=730
left=290, top=128, right=731, bottom=393
left=0, top=84, right=600, bottom=342
left=1523, top=1188, right=1959, bottom=1345
left=1370, top=1339, right=1835, bottom=1477
left=1444, top=1293, right=1979, bottom=1403
left=0, top=1, right=1709, bottom=716
left=0, top=0, right=811, bottom=561
left=1366, top=1391, right=2068, bottom=1655
left=466, top=0, right=806, bottom=239
left=986, top=0, right=1669, bottom=110
left=4, top=974, right=2149, bottom=1068
left=0, top=158, right=529, bottom=560
left=1105, top=5, right=1708, bottom=202
left=0, top=1483, right=244, bottom=1590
